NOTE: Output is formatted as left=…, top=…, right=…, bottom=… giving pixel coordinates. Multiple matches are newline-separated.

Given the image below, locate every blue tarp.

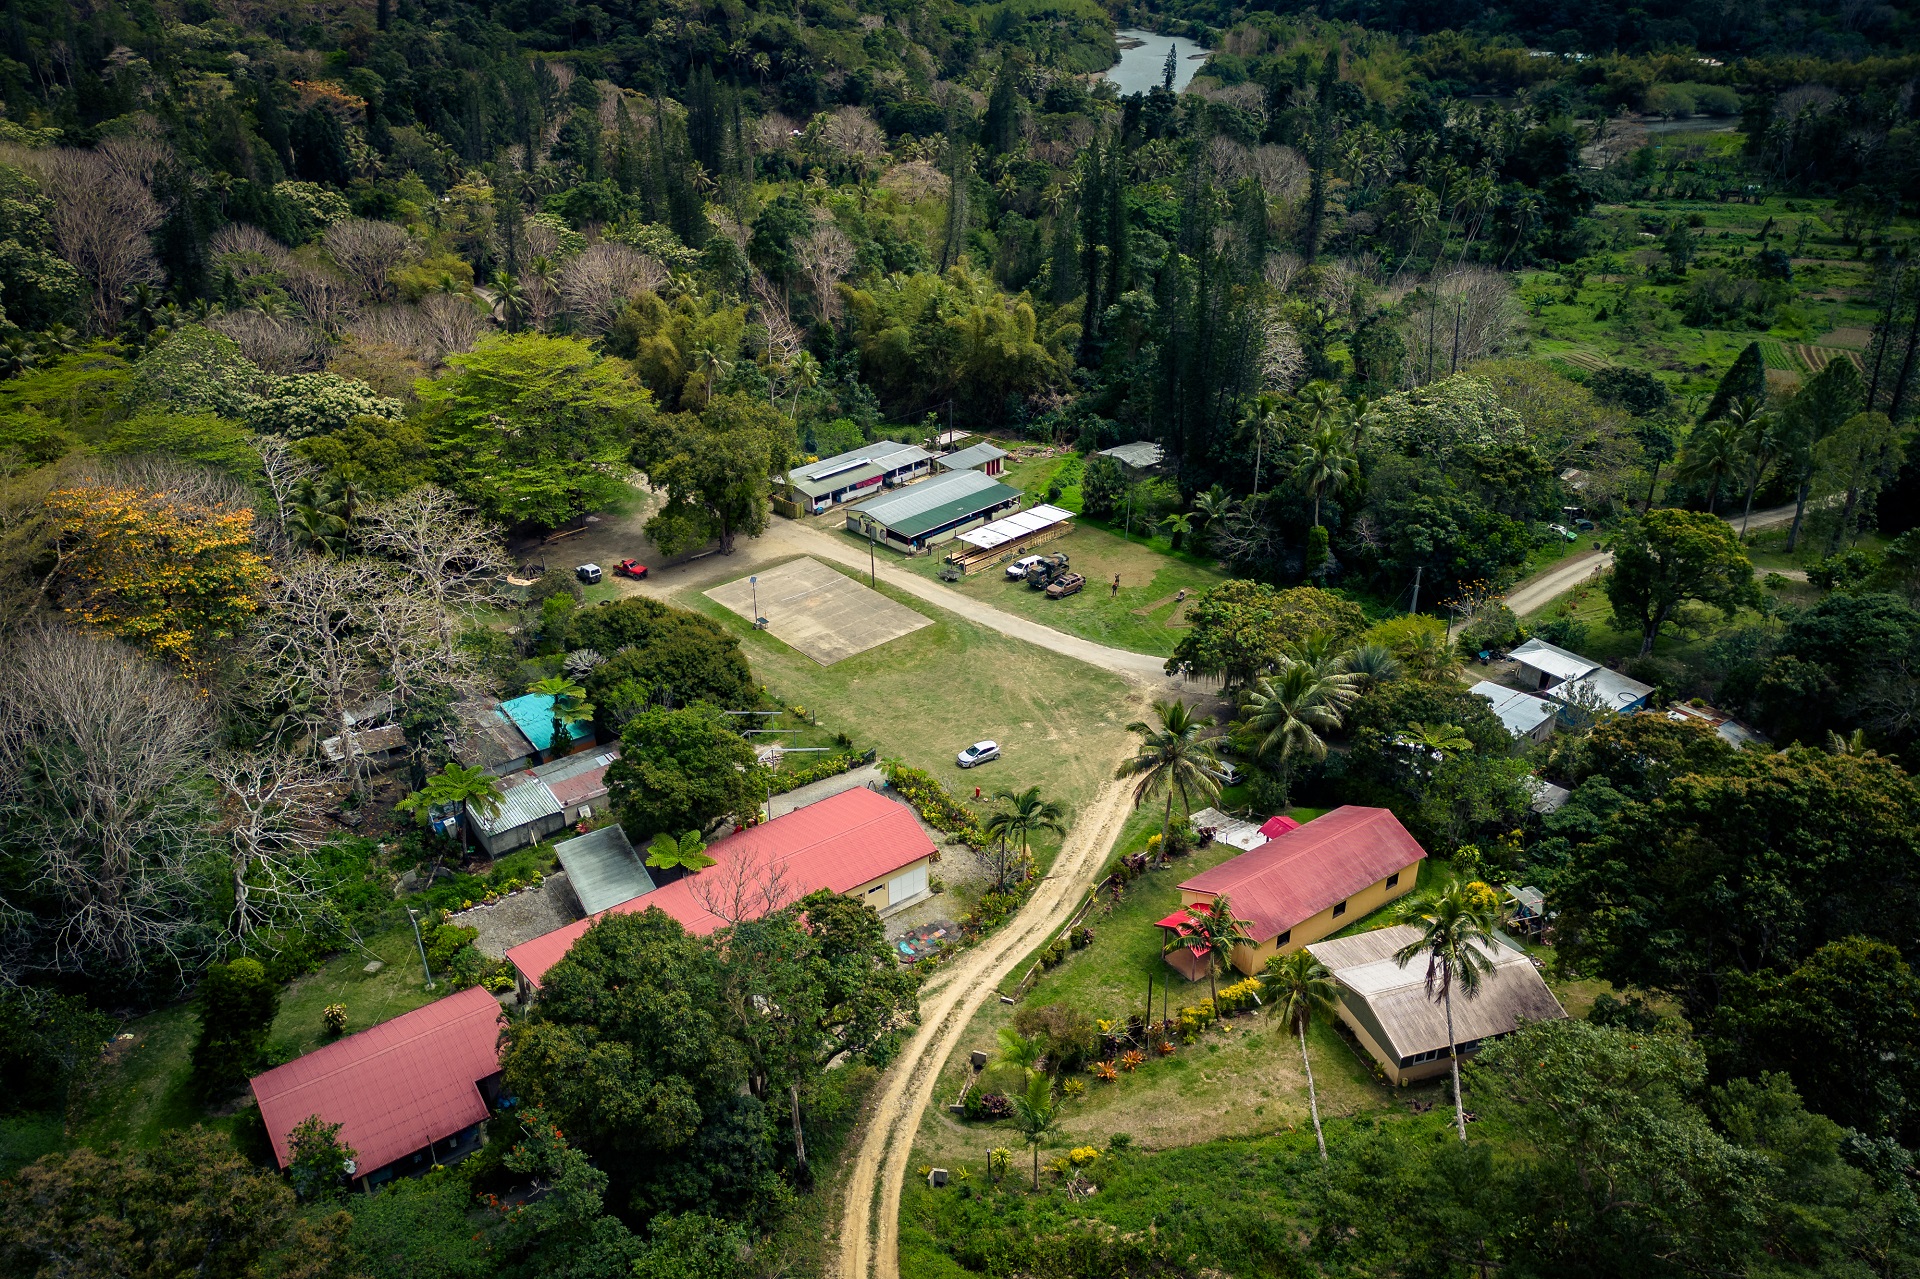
left=499, top=693, right=594, bottom=754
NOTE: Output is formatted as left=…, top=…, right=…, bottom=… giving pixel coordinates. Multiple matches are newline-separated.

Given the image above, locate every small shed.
left=944, top=504, right=1074, bottom=574
left=936, top=442, right=1008, bottom=476
left=1507, top=637, right=1595, bottom=692
left=554, top=825, right=656, bottom=915
left=1096, top=441, right=1166, bottom=470
left=1470, top=680, right=1557, bottom=745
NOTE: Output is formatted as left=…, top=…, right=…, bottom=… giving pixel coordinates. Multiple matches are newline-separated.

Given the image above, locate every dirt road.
left=834, top=775, right=1139, bottom=1279
left=1506, top=502, right=1806, bottom=617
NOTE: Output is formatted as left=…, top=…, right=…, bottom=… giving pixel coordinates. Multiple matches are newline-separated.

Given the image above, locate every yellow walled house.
left=1159, top=807, right=1427, bottom=981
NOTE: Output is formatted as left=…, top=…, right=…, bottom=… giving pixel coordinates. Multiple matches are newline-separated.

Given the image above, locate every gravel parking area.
left=454, top=873, right=585, bottom=959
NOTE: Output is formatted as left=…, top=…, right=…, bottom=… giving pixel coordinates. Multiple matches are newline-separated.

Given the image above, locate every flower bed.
left=767, top=748, right=875, bottom=796
left=882, top=760, right=986, bottom=848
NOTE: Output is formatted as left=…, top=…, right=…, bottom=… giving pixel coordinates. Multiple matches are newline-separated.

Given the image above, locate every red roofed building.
left=250, top=986, right=504, bottom=1191
left=1164, top=806, right=1426, bottom=980
left=507, top=786, right=936, bottom=992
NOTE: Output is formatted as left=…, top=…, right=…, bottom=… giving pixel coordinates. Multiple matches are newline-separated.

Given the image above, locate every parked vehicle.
left=956, top=740, right=1000, bottom=768
left=1045, top=572, right=1086, bottom=598
left=1547, top=524, right=1577, bottom=542
left=614, top=559, right=649, bottom=580
left=1006, top=554, right=1045, bottom=579
left=1207, top=761, right=1243, bottom=785
left=1027, top=553, right=1071, bottom=589
left=575, top=563, right=603, bottom=584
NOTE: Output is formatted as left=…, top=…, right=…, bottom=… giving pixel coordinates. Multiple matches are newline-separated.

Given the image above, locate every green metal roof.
left=863, top=475, right=1022, bottom=538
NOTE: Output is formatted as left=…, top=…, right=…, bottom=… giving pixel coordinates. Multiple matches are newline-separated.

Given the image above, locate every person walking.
left=1111, top=573, right=1121, bottom=598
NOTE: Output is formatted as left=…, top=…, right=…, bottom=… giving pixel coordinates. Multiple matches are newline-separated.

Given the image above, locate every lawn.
left=672, top=557, right=1154, bottom=881
left=269, top=924, right=450, bottom=1059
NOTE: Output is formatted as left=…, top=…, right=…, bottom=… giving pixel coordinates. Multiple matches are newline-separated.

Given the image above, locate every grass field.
left=673, top=556, right=1153, bottom=881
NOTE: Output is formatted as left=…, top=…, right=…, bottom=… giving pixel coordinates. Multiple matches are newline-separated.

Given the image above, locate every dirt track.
left=834, top=774, right=1139, bottom=1279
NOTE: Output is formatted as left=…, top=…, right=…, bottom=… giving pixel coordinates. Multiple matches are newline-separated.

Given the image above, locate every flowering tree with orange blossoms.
left=43, top=483, right=267, bottom=680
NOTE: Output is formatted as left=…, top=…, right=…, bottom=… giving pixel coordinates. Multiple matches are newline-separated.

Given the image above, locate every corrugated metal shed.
left=852, top=470, right=1021, bottom=539
left=1470, top=680, right=1557, bottom=738
left=1307, top=924, right=1565, bottom=1061
left=554, top=824, right=655, bottom=915
left=469, top=780, right=562, bottom=837
left=250, top=986, right=502, bottom=1175
left=499, top=693, right=594, bottom=754
left=1097, top=441, right=1165, bottom=469
left=953, top=504, right=1073, bottom=551
left=938, top=442, right=1009, bottom=471
left=1508, top=637, right=1595, bottom=684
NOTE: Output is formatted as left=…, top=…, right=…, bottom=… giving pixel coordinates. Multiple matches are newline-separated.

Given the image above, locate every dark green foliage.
left=1588, top=366, right=1673, bottom=418
left=287, top=1114, right=356, bottom=1202
left=1743, top=592, right=1920, bottom=746
left=1700, top=341, right=1767, bottom=424
left=568, top=597, right=754, bottom=714
left=606, top=706, right=761, bottom=842
left=191, top=957, right=279, bottom=1101
left=0, top=986, right=115, bottom=1115
left=346, top=1171, right=494, bottom=1279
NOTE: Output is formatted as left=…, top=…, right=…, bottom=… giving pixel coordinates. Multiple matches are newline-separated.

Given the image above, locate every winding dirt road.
left=834, top=775, right=1139, bottom=1279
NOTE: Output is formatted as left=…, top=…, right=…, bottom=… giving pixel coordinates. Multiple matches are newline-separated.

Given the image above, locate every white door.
left=886, top=862, right=929, bottom=907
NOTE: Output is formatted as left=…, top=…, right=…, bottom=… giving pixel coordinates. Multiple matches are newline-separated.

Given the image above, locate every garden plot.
left=706, top=556, right=932, bottom=665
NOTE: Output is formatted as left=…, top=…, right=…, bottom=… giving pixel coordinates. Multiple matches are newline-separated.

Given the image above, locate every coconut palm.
left=1395, top=623, right=1464, bottom=683
left=646, top=829, right=716, bottom=875
left=490, top=270, right=530, bottom=331
left=1190, top=486, right=1237, bottom=549
left=1115, top=700, right=1221, bottom=862
left=1393, top=880, right=1502, bottom=1142
left=1290, top=424, right=1356, bottom=527
left=688, top=338, right=734, bottom=403
left=1008, top=1070, right=1060, bottom=1189
left=1240, top=393, right=1286, bottom=492
left=1677, top=414, right=1746, bottom=514
left=1171, top=893, right=1255, bottom=1010
left=1240, top=660, right=1359, bottom=774
left=526, top=676, right=594, bottom=762
left=1261, top=950, right=1341, bottom=1160
left=1726, top=397, right=1779, bottom=537
left=787, top=350, right=821, bottom=418
left=982, top=787, right=1066, bottom=890
left=398, top=762, right=505, bottom=858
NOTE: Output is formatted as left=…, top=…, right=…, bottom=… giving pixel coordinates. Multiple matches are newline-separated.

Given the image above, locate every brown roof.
left=1306, top=924, right=1566, bottom=1059
left=1178, top=806, right=1426, bottom=941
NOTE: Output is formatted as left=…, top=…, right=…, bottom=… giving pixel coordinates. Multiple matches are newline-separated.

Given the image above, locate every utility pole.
left=1410, top=566, right=1423, bottom=615
left=407, top=907, right=435, bottom=991
left=867, top=519, right=877, bottom=586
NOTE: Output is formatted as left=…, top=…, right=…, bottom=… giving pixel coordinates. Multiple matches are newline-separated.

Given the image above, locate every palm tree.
left=688, top=339, right=734, bottom=403
left=1190, top=486, right=1237, bottom=550
left=398, top=762, right=505, bottom=858
left=1262, top=950, right=1341, bottom=1160
left=1115, top=700, right=1221, bottom=862
left=990, top=1025, right=1045, bottom=1076
left=526, top=676, right=594, bottom=762
left=1240, top=393, right=1285, bottom=492
left=1393, top=881, right=1501, bottom=1142
left=1677, top=414, right=1746, bottom=514
left=1290, top=424, right=1356, bottom=527
left=1342, top=642, right=1402, bottom=691
left=1240, top=660, right=1359, bottom=778
left=1725, top=397, right=1778, bottom=538
left=646, top=830, right=716, bottom=877
left=1173, top=893, right=1255, bottom=1010
left=287, top=504, right=349, bottom=555
left=1395, top=624, right=1463, bottom=683
left=1008, top=1069, right=1060, bottom=1189
left=490, top=270, right=530, bottom=331
left=982, top=787, right=1066, bottom=889
left=1294, top=380, right=1345, bottom=433
left=787, top=350, right=821, bottom=418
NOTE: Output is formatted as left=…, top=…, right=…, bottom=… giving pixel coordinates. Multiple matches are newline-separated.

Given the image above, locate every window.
left=1276, top=930, right=1291, bottom=946
left=1385, top=872, right=1400, bottom=889
left=1332, top=900, right=1347, bottom=918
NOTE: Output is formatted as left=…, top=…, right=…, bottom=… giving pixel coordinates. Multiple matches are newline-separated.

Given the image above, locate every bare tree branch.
left=209, top=751, right=336, bottom=943
left=560, top=242, right=666, bottom=333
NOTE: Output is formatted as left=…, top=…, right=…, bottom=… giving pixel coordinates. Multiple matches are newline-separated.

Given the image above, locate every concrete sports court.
left=705, top=557, right=931, bottom=665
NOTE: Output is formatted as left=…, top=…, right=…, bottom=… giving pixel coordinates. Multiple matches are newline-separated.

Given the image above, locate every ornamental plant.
left=321, top=1003, right=348, bottom=1036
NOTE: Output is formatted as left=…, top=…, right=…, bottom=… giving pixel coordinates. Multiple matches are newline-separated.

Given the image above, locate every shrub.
left=1040, top=937, right=1069, bottom=968
left=1091, top=1061, right=1118, bottom=1082
left=287, top=1114, right=357, bottom=1201
left=989, top=1147, right=1013, bottom=1178
left=1119, top=1049, right=1145, bottom=1071
left=1108, top=1132, right=1134, bottom=1150
left=192, top=958, right=279, bottom=1101
left=1176, top=1002, right=1216, bottom=1042
left=1068, top=1145, right=1100, bottom=1165
left=1015, top=1002, right=1098, bottom=1072
left=883, top=760, right=987, bottom=847
left=321, top=1004, right=348, bottom=1036
left=1214, top=977, right=1264, bottom=1015
left=1070, top=925, right=1094, bottom=950
left=967, top=1092, right=1013, bottom=1121
left=1530, top=615, right=1591, bottom=650
left=1062, top=1078, right=1086, bottom=1099
left=768, top=749, right=873, bottom=795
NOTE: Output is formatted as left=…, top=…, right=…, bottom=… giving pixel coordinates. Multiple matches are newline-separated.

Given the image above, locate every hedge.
left=767, top=748, right=875, bottom=797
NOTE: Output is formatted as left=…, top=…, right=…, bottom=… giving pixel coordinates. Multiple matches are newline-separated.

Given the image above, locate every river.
left=1103, top=29, right=1208, bottom=95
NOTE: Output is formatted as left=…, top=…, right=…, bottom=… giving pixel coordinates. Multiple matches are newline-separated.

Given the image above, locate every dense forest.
left=0, top=0, right=1918, bottom=1275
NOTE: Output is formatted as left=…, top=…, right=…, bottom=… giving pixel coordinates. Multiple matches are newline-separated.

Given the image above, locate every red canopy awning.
left=1258, top=814, right=1302, bottom=839
left=1155, top=905, right=1212, bottom=956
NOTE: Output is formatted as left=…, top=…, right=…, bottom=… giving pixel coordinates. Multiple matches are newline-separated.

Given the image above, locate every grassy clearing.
left=883, top=518, right=1234, bottom=658
left=73, top=1001, right=207, bottom=1150
left=672, top=557, right=1147, bottom=882
left=270, top=925, right=448, bottom=1059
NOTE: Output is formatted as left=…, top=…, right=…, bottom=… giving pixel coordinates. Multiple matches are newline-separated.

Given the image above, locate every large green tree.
left=1603, top=508, right=1757, bottom=655
left=1166, top=581, right=1367, bottom=689
left=634, top=393, right=793, bottom=555
left=606, top=705, right=761, bottom=842
left=418, top=333, right=651, bottom=529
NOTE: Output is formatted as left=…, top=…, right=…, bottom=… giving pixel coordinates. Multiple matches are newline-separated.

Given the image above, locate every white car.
left=1208, top=761, right=1243, bottom=785
left=956, top=740, right=1000, bottom=768
left=1006, top=555, right=1045, bottom=579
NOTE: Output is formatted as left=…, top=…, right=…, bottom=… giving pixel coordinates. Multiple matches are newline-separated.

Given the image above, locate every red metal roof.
left=1178, top=806, right=1426, bottom=942
left=1258, top=814, right=1301, bottom=839
left=1154, top=905, right=1212, bottom=957
left=508, top=787, right=934, bottom=989
left=249, top=986, right=503, bottom=1175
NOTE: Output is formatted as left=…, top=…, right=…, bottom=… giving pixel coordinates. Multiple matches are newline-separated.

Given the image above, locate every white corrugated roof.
left=952, top=503, right=1074, bottom=550
left=1097, top=441, right=1165, bottom=468
left=939, top=442, right=1009, bottom=471
left=1508, top=637, right=1596, bottom=683
left=468, top=780, right=562, bottom=835
left=1470, top=681, right=1557, bottom=737
left=1557, top=666, right=1654, bottom=712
